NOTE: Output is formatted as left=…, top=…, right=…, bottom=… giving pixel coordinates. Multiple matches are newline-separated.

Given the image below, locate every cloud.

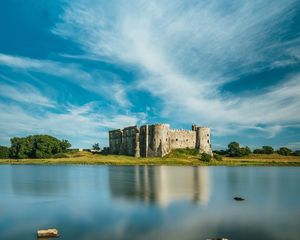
left=0, top=101, right=146, bottom=147
left=0, top=53, right=131, bottom=108
left=53, top=0, right=300, bottom=137
left=0, top=80, right=55, bottom=108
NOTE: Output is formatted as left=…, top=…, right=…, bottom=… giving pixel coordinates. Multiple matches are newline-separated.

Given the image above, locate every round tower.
left=148, top=124, right=170, bottom=157
left=196, top=127, right=212, bottom=155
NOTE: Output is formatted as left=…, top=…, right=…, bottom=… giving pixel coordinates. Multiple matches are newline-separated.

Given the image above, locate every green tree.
left=0, top=146, right=10, bottom=159
left=227, top=142, right=241, bottom=157
left=227, top=142, right=251, bottom=157
left=277, top=147, right=292, bottom=156
left=262, top=146, right=274, bottom=154
left=92, top=143, right=101, bottom=151
left=9, top=135, right=71, bottom=159
left=60, top=139, right=71, bottom=152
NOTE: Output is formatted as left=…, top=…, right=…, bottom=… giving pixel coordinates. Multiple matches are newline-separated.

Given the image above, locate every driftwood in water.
left=37, top=229, right=59, bottom=238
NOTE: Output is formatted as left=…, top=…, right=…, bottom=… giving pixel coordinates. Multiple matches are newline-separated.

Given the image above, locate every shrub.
left=52, top=153, right=68, bottom=158
left=253, top=149, right=263, bottom=154
left=254, top=146, right=274, bottom=154
left=293, top=150, right=300, bottom=156
left=277, top=147, right=292, bottom=156
left=200, top=153, right=212, bottom=162
left=214, top=153, right=223, bottom=161
left=0, top=146, right=10, bottom=159
left=213, top=150, right=227, bottom=155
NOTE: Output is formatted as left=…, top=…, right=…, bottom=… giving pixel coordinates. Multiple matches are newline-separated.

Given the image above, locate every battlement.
left=109, top=123, right=212, bottom=157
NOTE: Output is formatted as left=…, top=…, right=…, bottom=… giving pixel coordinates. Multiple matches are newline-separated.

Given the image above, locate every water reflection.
left=109, top=166, right=210, bottom=206
left=0, top=166, right=300, bottom=240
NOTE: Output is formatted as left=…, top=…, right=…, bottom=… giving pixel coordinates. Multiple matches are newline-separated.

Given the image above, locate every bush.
left=293, top=150, right=300, bottom=156
left=253, top=149, right=263, bottom=154
left=262, top=146, right=274, bottom=154
left=214, top=153, right=223, bottom=161
left=0, top=146, right=10, bottom=159
left=213, top=150, right=227, bottom=155
left=52, top=153, right=68, bottom=158
left=254, top=146, right=274, bottom=154
left=277, top=147, right=292, bottom=156
left=200, top=153, right=212, bottom=162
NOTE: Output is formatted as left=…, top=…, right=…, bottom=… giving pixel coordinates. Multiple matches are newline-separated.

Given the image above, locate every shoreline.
left=1, top=152, right=300, bottom=166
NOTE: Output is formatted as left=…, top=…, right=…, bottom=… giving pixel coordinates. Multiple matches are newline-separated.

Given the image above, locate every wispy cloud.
left=0, top=80, right=55, bottom=108
left=0, top=53, right=131, bottom=108
left=0, top=101, right=146, bottom=147
left=53, top=0, right=300, bottom=136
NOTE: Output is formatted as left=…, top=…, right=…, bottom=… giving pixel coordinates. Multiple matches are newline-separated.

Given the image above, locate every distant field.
left=0, top=151, right=300, bottom=166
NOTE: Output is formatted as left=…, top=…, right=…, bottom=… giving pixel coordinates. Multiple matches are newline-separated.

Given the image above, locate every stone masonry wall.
left=109, top=124, right=212, bottom=157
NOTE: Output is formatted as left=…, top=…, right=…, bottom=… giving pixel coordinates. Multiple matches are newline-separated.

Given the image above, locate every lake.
left=0, top=165, right=299, bottom=240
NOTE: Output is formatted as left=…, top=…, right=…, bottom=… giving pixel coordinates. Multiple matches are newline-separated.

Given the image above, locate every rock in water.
left=37, top=229, right=59, bottom=238
left=234, top=197, right=245, bottom=201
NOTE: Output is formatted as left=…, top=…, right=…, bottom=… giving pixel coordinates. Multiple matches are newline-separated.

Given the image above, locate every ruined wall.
left=169, top=130, right=196, bottom=149
left=109, top=124, right=212, bottom=157
left=109, top=129, right=122, bottom=154
left=121, top=126, right=139, bottom=156
left=139, top=125, right=148, bottom=157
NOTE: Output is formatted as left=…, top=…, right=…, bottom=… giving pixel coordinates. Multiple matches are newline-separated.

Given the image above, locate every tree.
left=227, top=142, right=241, bottom=157
left=0, top=146, right=10, bottom=159
left=92, top=143, right=101, bottom=151
left=277, top=147, right=292, bottom=156
left=60, top=140, right=71, bottom=152
left=262, top=146, right=274, bottom=154
left=227, top=142, right=251, bottom=157
left=9, top=135, right=71, bottom=159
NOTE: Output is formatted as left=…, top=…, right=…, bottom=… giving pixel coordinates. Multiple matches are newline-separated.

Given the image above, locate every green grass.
left=1, top=151, right=300, bottom=166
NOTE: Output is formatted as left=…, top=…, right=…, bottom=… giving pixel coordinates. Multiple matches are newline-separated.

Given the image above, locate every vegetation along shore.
left=0, top=135, right=299, bottom=166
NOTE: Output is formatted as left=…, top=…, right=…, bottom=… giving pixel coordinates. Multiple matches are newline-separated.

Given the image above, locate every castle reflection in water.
left=108, top=166, right=210, bottom=206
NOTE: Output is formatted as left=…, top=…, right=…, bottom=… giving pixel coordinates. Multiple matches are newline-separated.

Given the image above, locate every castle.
left=109, top=124, right=212, bottom=157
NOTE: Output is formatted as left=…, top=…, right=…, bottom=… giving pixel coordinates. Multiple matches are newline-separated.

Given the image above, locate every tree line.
left=0, top=135, right=71, bottom=159
left=214, top=142, right=300, bottom=157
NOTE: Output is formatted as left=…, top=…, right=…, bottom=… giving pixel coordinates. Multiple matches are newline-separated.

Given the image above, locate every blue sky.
left=0, top=0, right=300, bottom=149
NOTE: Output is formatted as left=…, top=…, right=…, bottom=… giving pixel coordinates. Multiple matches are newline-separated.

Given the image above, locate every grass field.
left=0, top=150, right=300, bottom=166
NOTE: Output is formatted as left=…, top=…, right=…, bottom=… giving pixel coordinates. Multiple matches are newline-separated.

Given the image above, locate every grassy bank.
left=0, top=151, right=300, bottom=166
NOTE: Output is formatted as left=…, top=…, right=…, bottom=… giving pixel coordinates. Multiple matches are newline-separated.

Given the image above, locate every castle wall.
left=109, top=129, right=122, bottom=154
left=109, top=124, right=212, bottom=157
left=169, top=130, right=196, bottom=149
left=121, top=126, right=139, bottom=156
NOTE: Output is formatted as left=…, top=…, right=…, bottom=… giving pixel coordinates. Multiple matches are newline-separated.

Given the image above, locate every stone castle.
left=109, top=124, right=212, bottom=157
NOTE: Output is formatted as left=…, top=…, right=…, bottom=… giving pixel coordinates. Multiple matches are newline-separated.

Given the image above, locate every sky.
left=0, top=0, right=300, bottom=149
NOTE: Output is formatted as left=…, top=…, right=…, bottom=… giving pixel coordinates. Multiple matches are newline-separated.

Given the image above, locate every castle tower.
left=195, top=126, right=212, bottom=155
left=148, top=124, right=170, bottom=157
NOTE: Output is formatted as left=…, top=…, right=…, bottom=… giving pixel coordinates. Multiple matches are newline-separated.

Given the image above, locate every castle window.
left=207, top=140, right=209, bottom=144
left=166, top=138, right=168, bottom=142
left=207, top=134, right=209, bottom=137
left=176, top=138, right=178, bottom=141
left=186, top=139, right=188, bottom=142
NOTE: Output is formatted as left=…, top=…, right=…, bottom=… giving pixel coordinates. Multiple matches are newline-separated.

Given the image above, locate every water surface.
left=0, top=165, right=299, bottom=240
